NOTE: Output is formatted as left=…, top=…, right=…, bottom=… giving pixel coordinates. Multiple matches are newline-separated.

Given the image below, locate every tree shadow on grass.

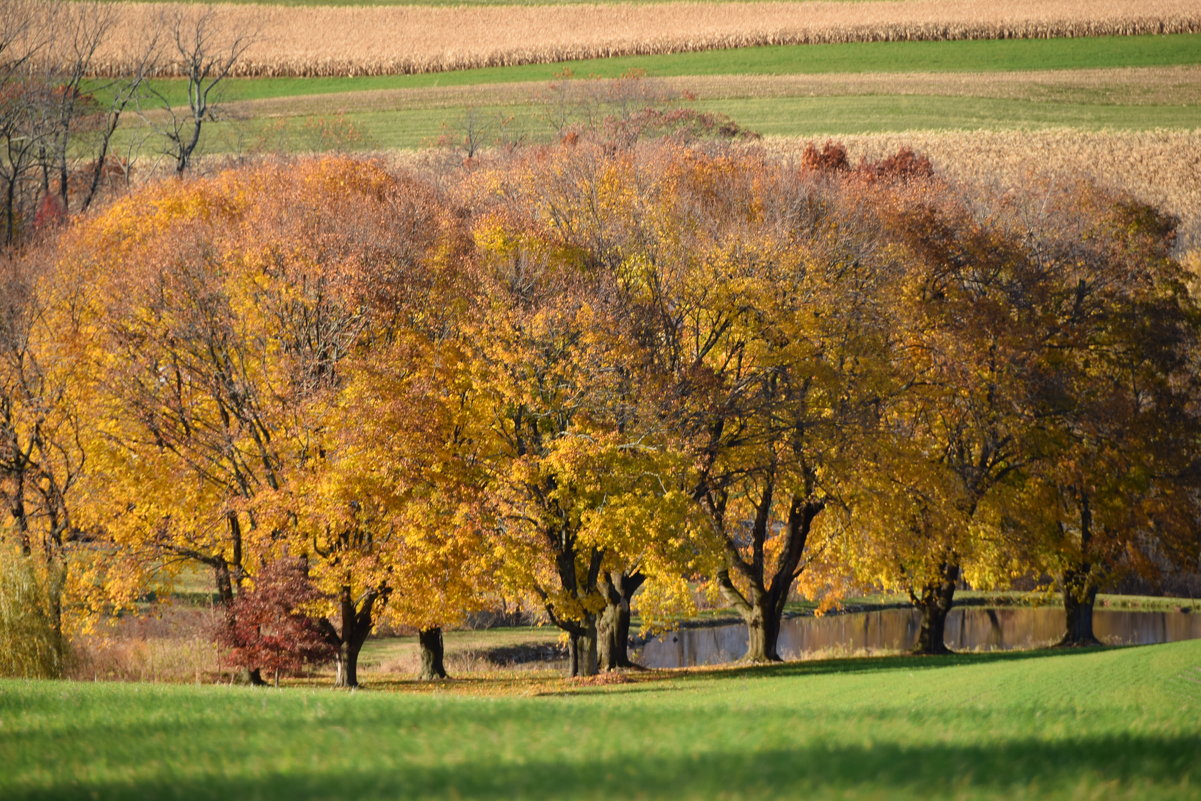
left=8, top=730, right=1198, bottom=801
left=547, top=643, right=1119, bottom=697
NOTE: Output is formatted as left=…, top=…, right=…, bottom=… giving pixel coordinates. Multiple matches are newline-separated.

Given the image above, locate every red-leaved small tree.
left=218, top=558, right=335, bottom=686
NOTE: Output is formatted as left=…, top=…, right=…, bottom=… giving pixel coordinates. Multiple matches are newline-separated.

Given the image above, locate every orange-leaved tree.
left=839, top=172, right=1058, bottom=654
left=68, top=156, right=480, bottom=686
left=1003, top=182, right=1201, bottom=645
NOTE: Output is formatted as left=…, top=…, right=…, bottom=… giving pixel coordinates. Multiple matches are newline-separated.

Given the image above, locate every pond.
left=632, top=606, right=1201, bottom=669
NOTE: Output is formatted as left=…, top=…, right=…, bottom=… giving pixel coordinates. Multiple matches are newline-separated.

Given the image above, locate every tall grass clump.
left=0, top=554, right=68, bottom=678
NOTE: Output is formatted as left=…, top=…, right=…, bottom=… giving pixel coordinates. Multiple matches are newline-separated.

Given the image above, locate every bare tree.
left=0, top=1, right=158, bottom=245
left=0, top=0, right=49, bottom=246
left=0, top=0, right=45, bottom=86
left=39, top=3, right=158, bottom=213
left=145, top=7, right=256, bottom=174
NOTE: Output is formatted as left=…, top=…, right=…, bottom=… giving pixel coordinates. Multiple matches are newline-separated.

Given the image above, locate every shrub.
left=0, top=554, right=68, bottom=678
left=217, top=558, right=335, bottom=685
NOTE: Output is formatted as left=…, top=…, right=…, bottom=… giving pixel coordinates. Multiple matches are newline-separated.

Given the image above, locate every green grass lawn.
left=3, top=640, right=1199, bottom=800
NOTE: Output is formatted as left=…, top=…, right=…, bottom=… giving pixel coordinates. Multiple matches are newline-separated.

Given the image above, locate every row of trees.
left=2, top=135, right=1199, bottom=684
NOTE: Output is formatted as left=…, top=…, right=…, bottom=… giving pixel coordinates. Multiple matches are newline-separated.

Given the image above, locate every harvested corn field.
left=73, top=0, right=1201, bottom=78
left=762, top=128, right=1201, bottom=253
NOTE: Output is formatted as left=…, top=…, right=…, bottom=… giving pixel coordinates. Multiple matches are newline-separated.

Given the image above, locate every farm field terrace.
left=4, top=640, right=1201, bottom=801
left=118, top=34, right=1201, bottom=251
left=125, top=34, right=1201, bottom=152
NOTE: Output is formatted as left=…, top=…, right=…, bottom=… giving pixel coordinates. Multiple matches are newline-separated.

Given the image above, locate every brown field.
left=221, top=66, right=1201, bottom=117
left=761, top=128, right=1201, bottom=254
left=74, top=0, right=1201, bottom=78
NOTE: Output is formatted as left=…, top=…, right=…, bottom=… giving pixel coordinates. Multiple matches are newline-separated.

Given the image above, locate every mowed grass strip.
left=81, top=0, right=1201, bottom=77
left=171, top=85, right=1201, bottom=153
left=694, top=95, right=1201, bottom=134
left=2, top=640, right=1199, bottom=800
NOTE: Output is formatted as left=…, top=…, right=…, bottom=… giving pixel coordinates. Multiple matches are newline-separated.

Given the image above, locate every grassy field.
left=87, top=15, right=1201, bottom=279
left=5, top=640, right=1200, bottom=800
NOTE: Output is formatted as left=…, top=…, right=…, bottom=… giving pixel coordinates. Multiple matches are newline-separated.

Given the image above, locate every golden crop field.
left=763, top=129, right=1201, bottom=254
left=76, top=0, right=1201, bottom=78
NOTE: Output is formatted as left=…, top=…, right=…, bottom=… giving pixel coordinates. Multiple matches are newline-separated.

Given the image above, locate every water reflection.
left=634, top=607, right=1201, bottom=669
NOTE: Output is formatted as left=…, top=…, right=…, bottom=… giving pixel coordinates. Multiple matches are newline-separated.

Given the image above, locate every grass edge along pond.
left=3, top=639, right=1200, bottom=801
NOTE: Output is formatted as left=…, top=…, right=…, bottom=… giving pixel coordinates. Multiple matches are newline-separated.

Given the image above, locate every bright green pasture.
left=128, top=34, right=1201, bottom=104
left=4, top=640, right=1201, bottom=801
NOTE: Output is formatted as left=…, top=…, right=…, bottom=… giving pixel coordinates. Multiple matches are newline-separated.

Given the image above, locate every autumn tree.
left=0, top=244, right=77, bottom=673
left=66, top=157, right=476, bottom=687
left=846, top=173, right=1058, bottom=655
left=1005, top=183, right=1201, bottom=646
left=461, top=140, right=704, bottom=676
left=218, top=556, right=335, bottom=685
left=465, top=225, right=634, bottom=676
left=0, top=238, right=144, bottom=675
left=291, top=201, right=493, bottom=683
left=587, top=143, right=907, bottom=664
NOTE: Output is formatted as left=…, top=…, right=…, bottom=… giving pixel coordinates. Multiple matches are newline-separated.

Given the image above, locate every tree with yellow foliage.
left=464, top=142, right=704, bottom=675
left=67, top=156, right=486, bottom=686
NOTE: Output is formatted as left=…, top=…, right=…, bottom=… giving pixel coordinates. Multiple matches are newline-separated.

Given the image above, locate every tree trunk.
left=911, top=560, right=959, bottom=655
left=417, top=627, right=449, bottom=680
left=334, top=641, right=359, bottom=688
left=598, top=571, right=645, bottom=671
left=542, top=539, right=604, bottom=678
left=742, top=599, right=784, bottom=663
left=322, top=584, right=384, bottom=689
left=597, top=601, right=619, bottom=672
left=1058, top=569, right=1101, bottom=647
left=716, top=495, right=823, bottom=665
left=213, top=561, right=235, bottom=607
left=4, top=174, right=16, bottom=247
left=1058, top=491, right=1102, bottom=647
left=567, top=617, right=599, bottom=677
left=715, top=569, right=784, bottom=663
left=331, top=628, right=371, bottom=688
